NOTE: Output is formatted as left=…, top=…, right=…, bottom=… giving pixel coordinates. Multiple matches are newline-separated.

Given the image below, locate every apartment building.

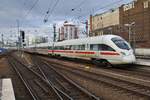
left=58, top=21, right=78, bottom=41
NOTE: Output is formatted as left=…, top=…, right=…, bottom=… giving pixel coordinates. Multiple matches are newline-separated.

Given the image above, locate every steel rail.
left=32, top=56, right=74, bottom=100
left=42, top=58, right=150, bottom=98
left=32, top=56, right=100, bottom=100
left=11, top=54, right=70, bottom=100
left=8, top=57, right=40, bottom=100
left=43, top=61, right=100, bottom=100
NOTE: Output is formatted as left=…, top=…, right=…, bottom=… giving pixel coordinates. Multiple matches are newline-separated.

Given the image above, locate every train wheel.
left=92, top=59, right=112, bottom=67
left=101, top=60, right=112, bottom=67
left=92, top=59, right=101, bottom=65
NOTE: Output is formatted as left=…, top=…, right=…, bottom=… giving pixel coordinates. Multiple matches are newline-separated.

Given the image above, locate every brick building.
left=119, top=0, right=150, bottom=48
left=90, top=0, right=150, bottom=48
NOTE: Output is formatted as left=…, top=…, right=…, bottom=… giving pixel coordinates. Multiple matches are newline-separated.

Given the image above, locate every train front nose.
left=123, top=54, right=136, bottom=64
left=121, top=50, right=136, bottom=64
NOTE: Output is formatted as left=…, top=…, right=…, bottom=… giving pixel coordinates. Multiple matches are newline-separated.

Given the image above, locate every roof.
left=54, top=35, right=121, bottom=46
left=26, top=35, right=123, bottom=48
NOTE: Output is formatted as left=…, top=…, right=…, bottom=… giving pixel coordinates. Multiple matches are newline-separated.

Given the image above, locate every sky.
left=0, top=0, right=132, bottom=43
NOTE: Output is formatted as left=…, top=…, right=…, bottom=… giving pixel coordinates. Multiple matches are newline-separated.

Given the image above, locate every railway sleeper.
left=33, top=80, right=49, bottom=94
left=55, top=78, right=70, bottom=92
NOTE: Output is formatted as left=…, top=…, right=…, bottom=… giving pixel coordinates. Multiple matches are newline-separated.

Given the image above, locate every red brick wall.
left=119, top=0, right=150, bottom=48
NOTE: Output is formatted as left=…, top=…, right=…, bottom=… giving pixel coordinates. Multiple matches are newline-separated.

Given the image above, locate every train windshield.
left=111, top=37, right=130, bottom=50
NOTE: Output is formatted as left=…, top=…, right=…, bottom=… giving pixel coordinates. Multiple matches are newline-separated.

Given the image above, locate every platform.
left=136, top=59, right=150, bottom=66
left=0, top=78, right=15, bottom=100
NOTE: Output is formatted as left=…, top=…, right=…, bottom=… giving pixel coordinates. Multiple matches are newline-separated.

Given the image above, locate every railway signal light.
left=20, top=30, right=25, bottom=43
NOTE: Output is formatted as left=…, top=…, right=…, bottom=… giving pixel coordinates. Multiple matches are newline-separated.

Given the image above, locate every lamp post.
left=108, top=27, right=112, bottom=34
left=124, top=22, right=135, bottom=54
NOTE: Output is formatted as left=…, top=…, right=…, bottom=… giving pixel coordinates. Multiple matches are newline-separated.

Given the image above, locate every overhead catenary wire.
left=65, top=0, right=86, bottom=20
left=71, top=0, right=86, bottom=11
left=24, top=0, right=39, bottom=19
left=43, top=0, right=55, bottom=21
left=71, top=0, right=126, bottom=22
left=18, top=0, right=40, bottom=27
left=44, top=0, right=60, bottom=23
left=69, top=0, right=126, bottom=37
left=93, top=0, right=125, bottom=14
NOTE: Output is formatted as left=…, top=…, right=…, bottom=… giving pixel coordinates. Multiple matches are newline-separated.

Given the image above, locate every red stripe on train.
left=48, top=50, right=95, bottom=54
left=75, top=51, right=95, bottom=54
left=48, top=50, right=73, bottom=53
left=100, top=52, right=120, bottom=55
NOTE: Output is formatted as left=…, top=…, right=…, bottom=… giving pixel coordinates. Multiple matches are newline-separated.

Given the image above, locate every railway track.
left=31, top=55, right=100, bottom=100
left=41, top=54, right=150, bottom=80
left=8, top=55, right=78, bottom=100
left=37, top=56, right=150, bottom=99
left=136, top=55, right=150, bottom=59
left=104, top=66, right=150, bottom=81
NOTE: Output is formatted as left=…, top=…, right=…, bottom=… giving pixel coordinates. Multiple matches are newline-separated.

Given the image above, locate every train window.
left=64, top=45, right=72, bottom=50
left=112, top=38, right=130, bottom=50
left=100, top=44, right=115, bottom=51
left=54, top=46, right=59, bottom=50
left=69, top=45, right=72, bottom=50
left=48, top=46, right=52, bottom=50
left=80, top=45, right=85, bottom=50
left=72, top=45, right=85, bottom=50
left=90, top=44, right=99, bottom=51
left=71, top=45, right=74, bottom=50
left=41, top=47, right=48, bottom=49
left=59, top=46, right=64, bottom=50
left=73, top=45, right=77, bottom=50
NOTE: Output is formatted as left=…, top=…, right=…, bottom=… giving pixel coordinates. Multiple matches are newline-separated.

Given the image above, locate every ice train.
left=27, top=35, right=136, bottom=66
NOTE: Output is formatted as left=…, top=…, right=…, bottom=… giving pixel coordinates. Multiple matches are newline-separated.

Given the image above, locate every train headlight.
left=120, top=52, right=126, bottom=56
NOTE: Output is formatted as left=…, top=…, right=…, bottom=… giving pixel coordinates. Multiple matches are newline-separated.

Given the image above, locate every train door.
left=89, top=44, right=99, bottom=58
left=99, top=44, right=121, bottom=64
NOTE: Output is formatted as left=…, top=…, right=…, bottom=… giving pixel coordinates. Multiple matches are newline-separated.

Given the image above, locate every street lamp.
left=124, top=22, right=135, bottom=44
left=124, top=22, right=135, bottom=54
left=108, top=27, right=112, bottom=34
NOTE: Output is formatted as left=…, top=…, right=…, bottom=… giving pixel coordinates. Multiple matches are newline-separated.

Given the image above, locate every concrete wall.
left=135, top=48, right=150, bottom=56
left=91, top=8, right=120, bottom=32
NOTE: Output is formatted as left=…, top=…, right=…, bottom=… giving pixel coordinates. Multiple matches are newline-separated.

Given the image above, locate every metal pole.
left=133, top=32, right=136, bottom=54
left=128, top=26, right=131, bottom=44
left=85, top=20, right=88, bottom=37
left=53, top=24, right=56, bottom=42
left=52, top=24, right=56, bottom=55
left=34, top=38, right=37, bottom=52
left=16, top=20, right=20, bottom=52
left=132, top=25, right=136, bottom=55
left=1, top=34, right=4, bottom=48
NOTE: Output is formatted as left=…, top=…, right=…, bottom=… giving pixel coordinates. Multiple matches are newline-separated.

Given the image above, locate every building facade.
left=119, top=0, right=150, bottom=48
left=58, top=21, right=78, bottom=41
left=90, top=0, right=150, bottom=48
left=90, top=8, right=120, bottom=36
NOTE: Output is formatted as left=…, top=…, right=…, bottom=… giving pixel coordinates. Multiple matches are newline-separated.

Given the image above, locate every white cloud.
left=0, top=0, right=133, bottom=43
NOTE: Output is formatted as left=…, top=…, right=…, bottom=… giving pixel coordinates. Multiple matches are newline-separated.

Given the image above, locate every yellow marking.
left=85, top=66, right=90, bottom=69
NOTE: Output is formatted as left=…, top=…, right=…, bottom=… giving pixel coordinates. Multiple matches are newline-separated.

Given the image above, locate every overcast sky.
left=0, top=0, right=132, bottom=42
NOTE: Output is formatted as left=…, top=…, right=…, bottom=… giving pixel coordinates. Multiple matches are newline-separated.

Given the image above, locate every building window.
left=123, top=2, right=135, bottom=11
left=101, top=17, right=102, bottom=20
left=144, top=1, right=149, bottom=8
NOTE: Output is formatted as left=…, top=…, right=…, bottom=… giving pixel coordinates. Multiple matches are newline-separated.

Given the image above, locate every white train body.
left=47, top=35, right=136, bottom=65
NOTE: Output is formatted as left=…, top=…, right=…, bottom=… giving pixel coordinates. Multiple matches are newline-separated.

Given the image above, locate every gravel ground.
left=0, top=57, right=33, bottom=100
left=22, top=53, right=150, bottom=100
